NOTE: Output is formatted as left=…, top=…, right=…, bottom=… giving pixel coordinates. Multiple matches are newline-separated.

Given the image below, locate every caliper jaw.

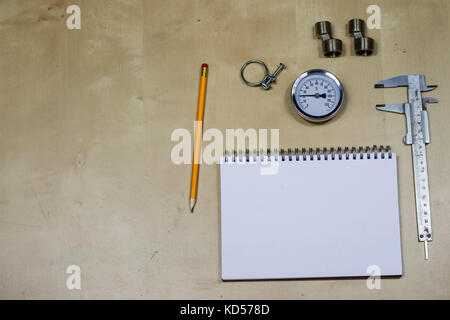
left=376, top=103, right=404, bottom=114
left=375, top=77, right=438, bottom=146
left=375, top=75, right=437, bottom=92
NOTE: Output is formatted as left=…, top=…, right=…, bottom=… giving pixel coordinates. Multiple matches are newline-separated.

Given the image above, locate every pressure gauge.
left=291, top=69, right=344, bottom=122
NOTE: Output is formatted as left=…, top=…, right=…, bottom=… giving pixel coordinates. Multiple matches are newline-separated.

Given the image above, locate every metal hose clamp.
left=241, top=60, right=286, bottom=90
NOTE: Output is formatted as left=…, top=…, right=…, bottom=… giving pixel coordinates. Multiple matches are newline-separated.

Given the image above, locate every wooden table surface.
left=0, top=0, right=449, bottom=299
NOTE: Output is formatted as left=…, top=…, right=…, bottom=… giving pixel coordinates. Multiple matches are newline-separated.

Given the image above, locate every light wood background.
left=0, top=0, right=449, bottom=299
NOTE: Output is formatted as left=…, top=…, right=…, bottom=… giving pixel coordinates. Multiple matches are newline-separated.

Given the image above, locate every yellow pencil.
left=190, top=63, right=208, bottom=213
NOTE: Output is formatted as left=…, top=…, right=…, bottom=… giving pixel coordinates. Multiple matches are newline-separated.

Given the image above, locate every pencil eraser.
left=202, top=63, right=208, bottom=68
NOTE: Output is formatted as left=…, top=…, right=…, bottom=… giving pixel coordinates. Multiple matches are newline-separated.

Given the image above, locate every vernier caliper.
left=375, top=75, right=438, bottom=260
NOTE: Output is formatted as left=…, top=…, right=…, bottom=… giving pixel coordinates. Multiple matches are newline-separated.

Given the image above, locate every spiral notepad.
left=220, top=146, right=403, bottom=280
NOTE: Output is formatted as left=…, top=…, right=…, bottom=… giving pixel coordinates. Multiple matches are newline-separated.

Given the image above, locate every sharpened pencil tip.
left=190, top=199, right=196, bottom=213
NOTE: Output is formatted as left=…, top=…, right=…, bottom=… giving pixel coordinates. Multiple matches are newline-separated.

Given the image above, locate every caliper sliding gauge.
left=375, top=75, right=438, bottom=260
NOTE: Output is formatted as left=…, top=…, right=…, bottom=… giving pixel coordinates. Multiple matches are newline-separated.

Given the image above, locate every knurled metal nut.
left=348, top=18, right=375, bottom=56
left=355, top=37, right=374, bottom=56
left=315, top=21, right=342, bottom=58
left=323, top=38, right=342, bottom=58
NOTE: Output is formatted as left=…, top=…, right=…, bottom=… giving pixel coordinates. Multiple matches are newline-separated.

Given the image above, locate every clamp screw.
left=261, top=63, right=286, bottom=90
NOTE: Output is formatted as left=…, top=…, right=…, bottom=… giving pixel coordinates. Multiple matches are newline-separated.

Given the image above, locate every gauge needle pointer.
left=299, top=93, right=327, bottom=98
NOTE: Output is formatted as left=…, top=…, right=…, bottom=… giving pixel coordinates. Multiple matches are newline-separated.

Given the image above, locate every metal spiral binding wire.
left=223, top=145, right=392, bottom=162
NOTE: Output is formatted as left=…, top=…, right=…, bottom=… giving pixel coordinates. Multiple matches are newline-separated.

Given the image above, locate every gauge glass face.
left=292, top=70, right=343, bottom=121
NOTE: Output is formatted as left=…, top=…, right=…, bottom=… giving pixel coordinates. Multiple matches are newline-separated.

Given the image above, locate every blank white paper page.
left=220, top=152, right=402, bottom=280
